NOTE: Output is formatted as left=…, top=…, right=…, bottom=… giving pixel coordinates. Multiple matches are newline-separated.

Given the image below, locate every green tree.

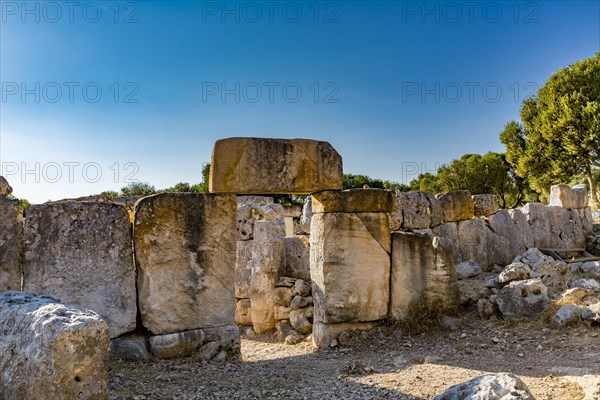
left=100, top=190, right=119, bottom=198
left=120, top=182, right=157, bottom=197
left=343, top=174, right=407, bottom=191
left=501, top=52, right=600, bottom=206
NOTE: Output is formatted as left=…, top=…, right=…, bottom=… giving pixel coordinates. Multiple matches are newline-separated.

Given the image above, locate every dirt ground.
left=109, top=312, right=600, bottom=399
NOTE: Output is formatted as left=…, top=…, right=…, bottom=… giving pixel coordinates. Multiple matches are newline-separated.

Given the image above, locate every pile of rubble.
left=273, top=277, right=314, bottom=344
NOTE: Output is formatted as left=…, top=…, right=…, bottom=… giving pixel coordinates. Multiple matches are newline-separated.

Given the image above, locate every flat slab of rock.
left=311, top=212, right=390, bottom=323
left=134, top=193, right=236, bottom=335
left=210, top=137, right=343, bottom=194
left=434, top=373, right=534, bottom=400
left=0, top=198, right=24, bottom=291
left=23, top=202, right=136, bottom=338
left=0, top=291, right=109, bottom=399
left=311, top=189, right=394, bottom=213
left=438, top=190, right=474, bottom=222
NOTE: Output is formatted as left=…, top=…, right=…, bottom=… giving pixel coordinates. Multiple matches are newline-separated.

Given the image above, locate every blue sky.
left=1, top=0, right=599, bottom=203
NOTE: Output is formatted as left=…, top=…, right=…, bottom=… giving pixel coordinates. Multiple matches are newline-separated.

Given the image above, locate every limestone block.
left=109, top=333, right=150, bottom=361
left=235, top=241, right=254, bottom=298
left=432, top=222, right=461, bottom=264
left=209, top=137, right=343, bottom=194
left=508, top=209, right=535, bottom=249
left=149, top=329, right=206, bottom=359
left=0, top=291, right=109, bottom=399
left=237, top=195, right=273, bottom=205
left=0, top=198, right=23, bottom=291
left=283, top=236, right=311, bottom=282
left=250, top=236, right=284, bottom=333
left=23, top=202, right=136, bottom=338
left=299, top=197, right=313, bottom=234
left=149, top=325, right=240, bottom=361
left=550, top=184, right=589, bottom=209
left=489, top=209, right=527, bottom=263
left=438, top=190, right=474, bottom=222
left=390, top=232, right=458, bottom=320
left=312, top=189, right=394, bottom=214
left=237, top=203, right=284, bottom=241
left=496, top=278, right=549, bottom=320
left=472, top=194, right=500, bottom=217
left=312, top=321, right=378, bottom=348
left=522, top=203, right=552, bottom=248
left=310, top=212, right=390, bottom=324
left=235, top=299, right=252, bottom=326
left=392, top=191, right=443, bottom=230
left=134, top=193, right=236, bottom=335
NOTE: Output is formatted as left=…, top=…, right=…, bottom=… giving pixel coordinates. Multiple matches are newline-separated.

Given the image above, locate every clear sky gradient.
left=1, top=0, right=599, bottom=203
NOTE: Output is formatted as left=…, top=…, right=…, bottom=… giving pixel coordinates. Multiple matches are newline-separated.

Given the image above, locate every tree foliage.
left=501, top=52, right=600, bottom=206
left=343, top=174, right=409, bottom=191
left=120, top=182, right=157, bottom=197
left=409, top=152, right=530, bottom=208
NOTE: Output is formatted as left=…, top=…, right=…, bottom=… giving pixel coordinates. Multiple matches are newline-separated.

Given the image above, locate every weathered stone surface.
left=292, top=279, right=311, bottom=297
left=200, top=325, right=241, bottom=361
left=456, top=260, right=483, bottom=280
left=237, top=203, right=284, bottom=241
left=508, top=209, right=535, bottom=249
left=273, top=287, right=293, bottom=306
left=438, top=190, right=474, bottom=222
left=274, top=305, right=291, bottom=320
left=392, top=191, right=443, bottom=230
left=522, top=203, right=552, bottom=248
left=0, top=176, right=12, bottom=197
left=109, top=333, right=150, bottom=361
left=235, top=299, right=252, bottom=326
left=434, top=373, right=534, bottom=400
left=550, top=184, right=589, bottom=209
left=311, top=212, right=390, bottom=324
left=432, top=222, right=461, bottom=264
left=581, top=261, right=600, bottom=275
left=149, top=329, right=206, bottom=359
left=210, top=137, right=343, bottom=194
left=458, top=274, right=492, bottom=306
left=583, top=302, right=600, bottom=322
left=250, top=224, right=285, bottom=333
left=0, top=198, right=23, bottom=292
left=23, top=201, right=136, bottom=338
left=472, top=194, right=500, bottom=217
left=489, top=209, right=527, bottom=263
left=0, top=291, right=109, bottom=399
left=513, top=248, right=554, bottom=269
left=496, top=278, right=549, bottom=320
left=554, top=304, right=587, bottom=326
left=312, top=189, right=394, bottom=214
left=237, top=195, right=273, bottom=205
left=290, top=308, right=312, bottom=334
left=290, top=295, right=312, bottom=310
left=531, top=260, right=568, bottom=296
left=134, top=193, right=236, bottom=335
left=390, top=232, right=458, bottom=320
left=571, top=278, right=600, bottom=292
left=498, top=262, right=532, bottom=284
left=283, top=236, right=311, bottom=282
left=477, top=298, right=496, bottom=320
left=235, top=241, right=254, bottom=298
left=312, top=321, right=378, bottom=348
left=299, top=197, right=313, bottom=234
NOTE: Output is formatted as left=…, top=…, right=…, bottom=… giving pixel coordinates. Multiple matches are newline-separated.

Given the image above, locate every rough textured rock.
left=312, top=321, right=378, bottom=348
left=274, top=305, right=291, bottom=320
left=283, top=236, right=311, bottom=282
left=571, top=278, right=600, bottom=292
left=456, top=218, right=510, bottom=269
left=434, top=373, right=534, bottom=400
left=0, top=198, right=23, bottom=292
left=235, top=299, right=252, bottom=326
left=392, top=191, right=443, bottom=230
left=432, top=222, right=461, bottom=264
left=498, top=262, right=532, bottom=284
left=472, top=194, right=500, bottom=217
left=289, top=308, right=313, bottom=334
left=311, top=212, right=390, bottom=324
left=0, top=176, right=12, bottom=197
left=134, top=193, right=236, bottom=335
left=312, top=189, right=394, bottom=214
left=456, top=260, right=483, bottom=280
left=290, top=295, right=312, bottom=309
left=550, top=184, right=589, bottom=209
left=235, top=241, right=254, bottom=298
left=149, top=329, right=206, bottom=359
left=292, top=279, right=311, bottom=297
left=273, top=287, right=293, bottom=306
left=477, top=298, right=496, bottom=320
left=299, top=197, right=313, bottom=234
left=209, top=137, right=343, bottom=194
left=109, top=333, right=150, bottom=361
left=489, top=209, right=528, bottom=263
left=390, top=232, right=458, bottom=320
left=438, top=190, right=474, bottom=222
left=237, top=195, right=273, bottom=205
left=522, top=203, right=552, bottom=248
left=554, top=304, right=587, bottom=327
left=496, top=279, right=549, bottom=320
left=23, top=201, right=136, bottom=338
left=514, top=248, right=554, bottom=269
left=0, top=291, right=109, bottom=399
left=237, top=203, right=284, bottom=241
left=508, top=209, right=535, bottom=249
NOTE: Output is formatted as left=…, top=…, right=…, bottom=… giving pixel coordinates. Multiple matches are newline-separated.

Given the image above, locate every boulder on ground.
left=554, top=304, right=587, bottom=327
left=209, top=137, right=343, bottom=194
left=496, top=278, right=549, bottom=320
left=434, top=373, right=534, bottom=400
left=23, top=201, right=136, bottom=338
left=0, top=291, right=109, bottom=399
left=498, top=262, right=532, bottom=284
left=456, top=260, right=483, bottom=280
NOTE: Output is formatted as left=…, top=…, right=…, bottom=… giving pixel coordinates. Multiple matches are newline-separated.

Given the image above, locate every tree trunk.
left=585, top=164, right=599, bottom=210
